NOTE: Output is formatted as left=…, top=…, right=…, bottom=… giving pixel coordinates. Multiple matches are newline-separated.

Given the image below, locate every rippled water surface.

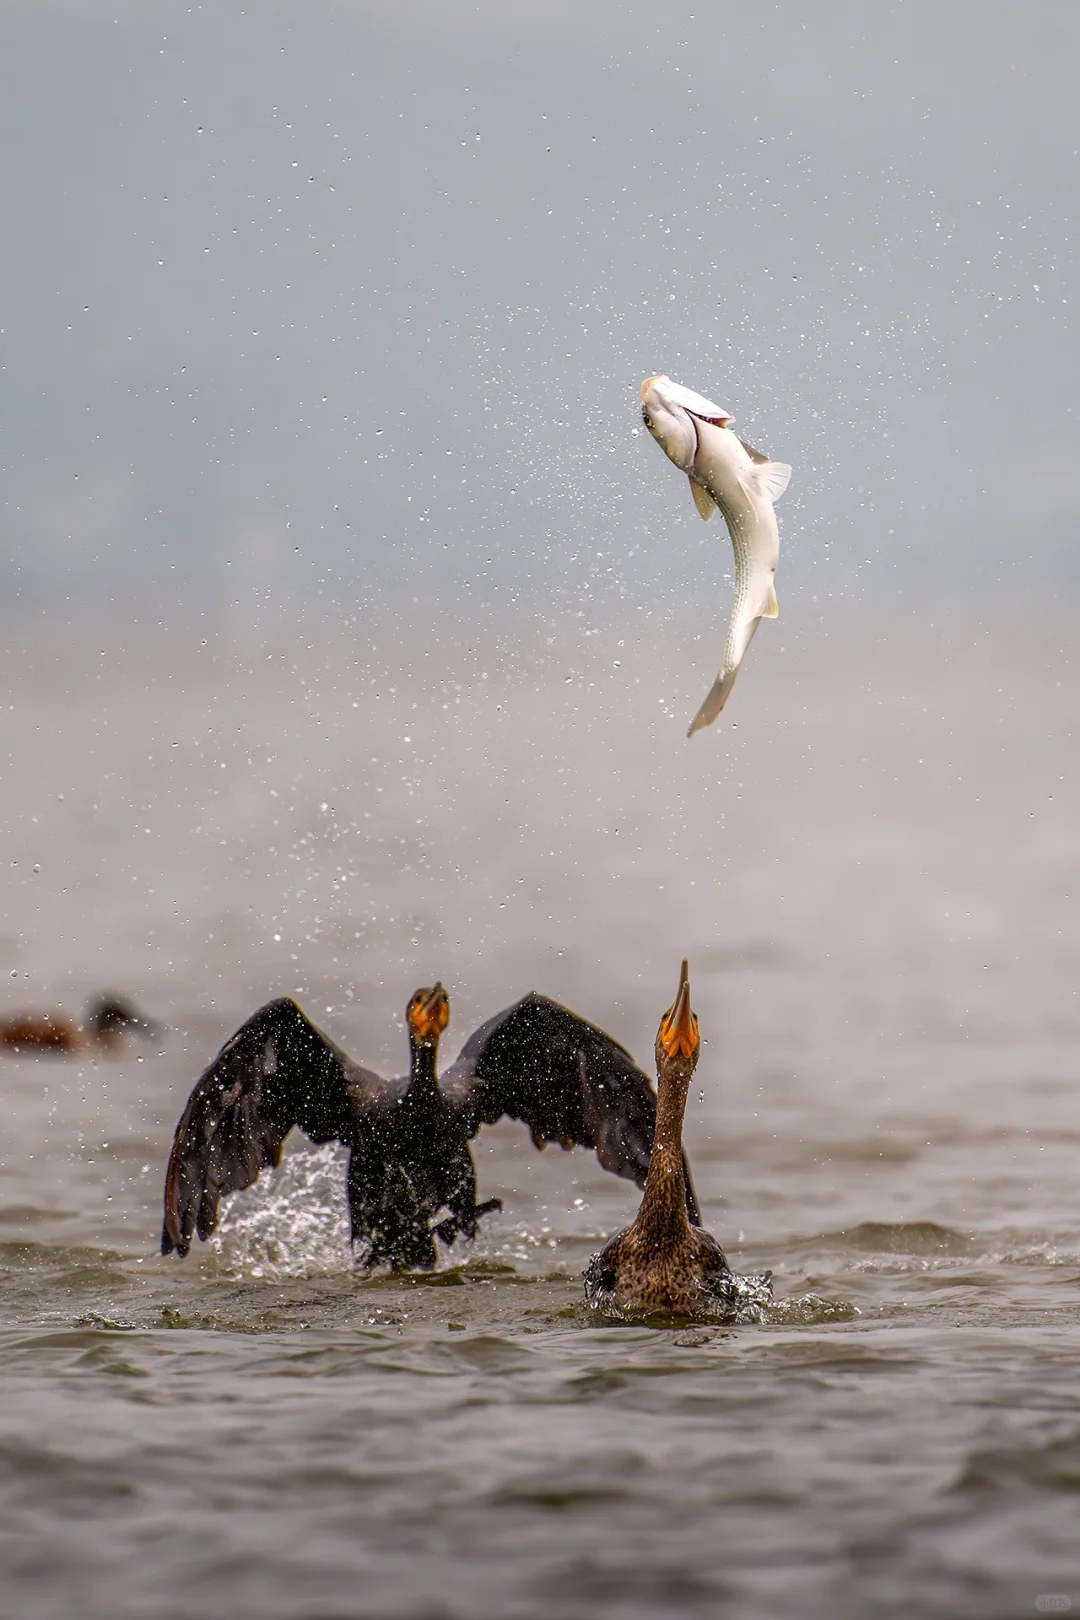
left=1, top=618, right=1078, bottom=1619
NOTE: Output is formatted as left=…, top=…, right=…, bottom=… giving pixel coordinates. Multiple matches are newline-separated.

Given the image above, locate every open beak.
left=659, top=959, right=698, bottom=1061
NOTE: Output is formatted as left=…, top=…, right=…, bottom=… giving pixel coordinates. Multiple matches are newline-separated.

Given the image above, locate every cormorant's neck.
left=407, top=1037, right=440, bottom=1094
left=637, top=1059, right=693, bottom=1240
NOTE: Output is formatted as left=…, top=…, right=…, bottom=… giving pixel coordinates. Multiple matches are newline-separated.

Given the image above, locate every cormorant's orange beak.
left=408, top=982, right=450, bottom=1043
left=658, top=959, right=699, bottom=1061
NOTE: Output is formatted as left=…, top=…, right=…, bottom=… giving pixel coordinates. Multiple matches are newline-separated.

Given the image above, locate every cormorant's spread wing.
left=161, top=997, right=381, bottom=1257
left=441, top=994, right=700, bottom=1222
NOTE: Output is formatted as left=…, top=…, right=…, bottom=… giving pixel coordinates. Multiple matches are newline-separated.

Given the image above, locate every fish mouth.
left=658, top=959, right=699, bottom=1061
left=640, top=374, right=731, bottom=428
left=408, top=982, right=450, bottom=1043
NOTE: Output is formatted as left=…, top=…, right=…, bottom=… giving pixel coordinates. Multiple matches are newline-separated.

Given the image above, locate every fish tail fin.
left=688, top=609, right=772, bottom=735
left=687, top=662, right=741, bottom=736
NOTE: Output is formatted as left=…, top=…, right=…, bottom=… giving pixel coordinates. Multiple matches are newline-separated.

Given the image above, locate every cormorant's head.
left=406, top=983, right=450, bottom=1048
left=88, top=993, right=162, bottom=1043
left=655, top=959, right=699, bottom=1072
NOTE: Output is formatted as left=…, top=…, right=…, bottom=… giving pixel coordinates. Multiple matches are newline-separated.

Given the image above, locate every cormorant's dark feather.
left=440, top=993, right=700, bottom=1223
left=161, top=997, right=378, bottom=1257
left=163, top=989, right=702, bottom=1265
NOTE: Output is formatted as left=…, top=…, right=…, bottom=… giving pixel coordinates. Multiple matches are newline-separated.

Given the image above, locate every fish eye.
left=642, top=409, right=653, bottom=429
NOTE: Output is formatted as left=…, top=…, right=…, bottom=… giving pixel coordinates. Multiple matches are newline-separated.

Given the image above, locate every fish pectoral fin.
left=689, top=477, right=717, bottom=521
left=760, top=580, right=779, bottom=618
left=743, top=461, right=792, bottom=503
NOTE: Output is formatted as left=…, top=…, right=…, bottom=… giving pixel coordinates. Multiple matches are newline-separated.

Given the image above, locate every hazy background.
left=1, top=0, right=1077, bottom=627
left=3, top=15, right=1080, bottom=1617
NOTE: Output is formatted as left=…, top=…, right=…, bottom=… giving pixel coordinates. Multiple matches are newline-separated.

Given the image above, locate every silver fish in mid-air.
left=640, top=373, right=792, bottom=735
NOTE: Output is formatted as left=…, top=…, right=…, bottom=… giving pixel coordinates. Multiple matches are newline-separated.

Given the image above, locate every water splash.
left=585, top=1268, right=775, bottom=1326
left=214, top=1143, right=353, bottom=1278
left=211, top=1145, right=573, bottom=1281
left=764, top=1293, right=862, bottom=1325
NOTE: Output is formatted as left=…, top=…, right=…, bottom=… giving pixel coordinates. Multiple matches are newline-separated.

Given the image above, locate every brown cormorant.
left=584, top=960, right=772, bottom=1318
left=161, top=983, right=701, bottom=1272
left=0, top=993, right=160, bottom=1055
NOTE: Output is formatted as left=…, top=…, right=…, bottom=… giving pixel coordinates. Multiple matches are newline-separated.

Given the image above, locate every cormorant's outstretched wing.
left=161, top=997, right=382, bottom=1257
left=440, top=994, right=700, bottom=1223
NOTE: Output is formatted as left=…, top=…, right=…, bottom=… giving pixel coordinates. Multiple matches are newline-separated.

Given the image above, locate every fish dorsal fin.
left=689, top=477, right=717, bottom=521
left=761, top=580, right=779, bottom=618
left=743, top=460, right=792, bottom=503
left=738, top=437, right=770, bottom=465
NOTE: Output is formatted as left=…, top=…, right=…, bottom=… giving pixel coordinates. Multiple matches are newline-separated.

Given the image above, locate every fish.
left=640, top=373, right=792, bottom=735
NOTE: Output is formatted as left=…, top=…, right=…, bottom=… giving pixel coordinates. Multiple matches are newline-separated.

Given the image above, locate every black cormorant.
left=162, top=983, right=700, bottom=1271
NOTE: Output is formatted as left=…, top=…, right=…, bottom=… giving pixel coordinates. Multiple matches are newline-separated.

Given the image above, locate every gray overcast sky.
left=0, top=0, right=1077, bottom=623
